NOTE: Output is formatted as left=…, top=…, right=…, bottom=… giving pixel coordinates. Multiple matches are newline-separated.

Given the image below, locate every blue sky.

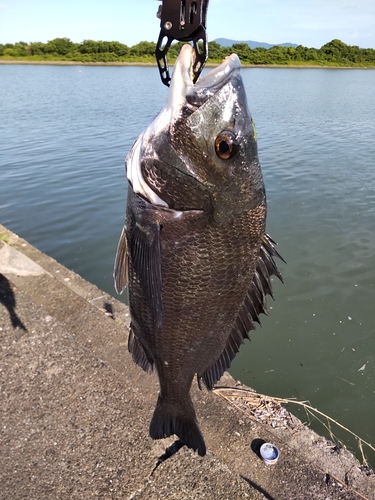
left=1, top=0, right=375, bottom=49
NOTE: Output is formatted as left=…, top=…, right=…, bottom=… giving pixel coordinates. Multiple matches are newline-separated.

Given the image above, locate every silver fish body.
left=114, top=45, right=282, bottom=456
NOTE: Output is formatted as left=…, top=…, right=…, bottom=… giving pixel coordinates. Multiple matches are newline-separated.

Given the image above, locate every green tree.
left=168, top=41, right=185, bottom=59
left=130, top=41, right=156, bottom=58
left=251, top=47, right=268, bottom=65
left=29, top=42, right=46, bottom=56
left=267, top=45, right=289, bottom=63
left=2, top=41, right=29, bottom=57
left=362, top=48, right=375, bottom=63
left=13, top=41, right=29, bottom=56
left=108, top=41, right=129, bottom=57
left=207, top=41, right=224, bottom=60
left=231, top=42, right=252, bottom=63
left=320, top=39, right=348, bottom=62
left=44, top=37, right=76, bottom=56
left=79, top=39, right=99, bottom=54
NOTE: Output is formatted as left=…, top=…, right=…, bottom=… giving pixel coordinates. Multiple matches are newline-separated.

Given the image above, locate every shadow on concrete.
left=251, top=438, right=267, bottom=459
left=0, top=273, right=27, bottom=330
left=151, top=439, right=185, bottom=475
left=240, top=475, right=276, bottom=500
left=240, top=439, right=276, bottom=500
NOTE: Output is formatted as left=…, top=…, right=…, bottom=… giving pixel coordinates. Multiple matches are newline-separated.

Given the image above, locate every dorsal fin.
left=198, top=234, right=284, bottom=391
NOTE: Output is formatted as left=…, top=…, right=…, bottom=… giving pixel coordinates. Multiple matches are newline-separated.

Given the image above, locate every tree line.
left=1, top=38, right=375, bottom=67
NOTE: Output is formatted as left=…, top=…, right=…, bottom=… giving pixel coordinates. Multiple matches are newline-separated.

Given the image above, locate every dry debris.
left=213, top=387, right=296, bottom=430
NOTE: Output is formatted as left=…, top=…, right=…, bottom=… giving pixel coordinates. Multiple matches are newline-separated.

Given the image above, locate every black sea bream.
left=114, top=44, right=282, bottom=456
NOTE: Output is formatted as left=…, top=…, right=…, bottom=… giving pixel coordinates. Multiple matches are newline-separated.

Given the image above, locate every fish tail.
left=149, top=395, right=206, bottom=457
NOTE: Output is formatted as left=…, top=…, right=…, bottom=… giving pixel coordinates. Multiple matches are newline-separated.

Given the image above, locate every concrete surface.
left=0, top=223, right=374, bottom=500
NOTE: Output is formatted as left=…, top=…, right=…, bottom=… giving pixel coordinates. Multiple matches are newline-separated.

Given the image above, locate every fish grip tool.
left=156, top=0, right=209, bottom=86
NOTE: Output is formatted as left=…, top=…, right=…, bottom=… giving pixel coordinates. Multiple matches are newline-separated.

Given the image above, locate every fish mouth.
left=168, top=44, right=241, bottom=113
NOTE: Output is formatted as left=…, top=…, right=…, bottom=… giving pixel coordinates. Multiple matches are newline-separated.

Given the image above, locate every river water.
left=1, top=63, right=375, bottom=464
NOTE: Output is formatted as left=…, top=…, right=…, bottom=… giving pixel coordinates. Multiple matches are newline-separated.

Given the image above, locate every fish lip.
left=194, top=53, right=241, bottom=91
left=168, top=45, right=241, bottom=112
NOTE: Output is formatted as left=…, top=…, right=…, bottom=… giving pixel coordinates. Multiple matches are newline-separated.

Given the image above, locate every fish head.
left=127, top=44, right=265, bottom=218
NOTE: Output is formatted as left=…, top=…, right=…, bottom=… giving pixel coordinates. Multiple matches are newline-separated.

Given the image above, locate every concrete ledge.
left=1, top=224, right=374, bottom=499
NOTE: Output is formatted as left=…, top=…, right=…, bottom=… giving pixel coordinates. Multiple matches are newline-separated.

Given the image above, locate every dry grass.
left=213, top=386, right=375, bottom=466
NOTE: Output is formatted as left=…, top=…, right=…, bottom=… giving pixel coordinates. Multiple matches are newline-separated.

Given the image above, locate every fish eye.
left=215, top=131, right=239, bottom=160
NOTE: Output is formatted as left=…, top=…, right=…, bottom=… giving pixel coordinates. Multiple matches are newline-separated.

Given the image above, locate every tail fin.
left=149, top=395, right=206, bottom=457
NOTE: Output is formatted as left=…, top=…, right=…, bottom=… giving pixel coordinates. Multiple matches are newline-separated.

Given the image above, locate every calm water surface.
left=1, top=64, right=375, bottom=463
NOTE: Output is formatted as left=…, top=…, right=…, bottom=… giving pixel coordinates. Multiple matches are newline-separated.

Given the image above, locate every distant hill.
left=214, top=38, right=298, bottom=49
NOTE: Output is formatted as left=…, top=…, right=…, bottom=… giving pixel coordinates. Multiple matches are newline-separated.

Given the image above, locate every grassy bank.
left=1, top=56, right=374, bottom=69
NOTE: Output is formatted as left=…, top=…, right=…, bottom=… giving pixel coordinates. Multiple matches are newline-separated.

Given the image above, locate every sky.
left=0, top=0, right=375, bottom=49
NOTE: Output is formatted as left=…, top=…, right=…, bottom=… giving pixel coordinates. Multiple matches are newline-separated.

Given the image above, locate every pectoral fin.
left=113, top=225, right=129, bottom=294
left=128, top=220, right=163, bottom=330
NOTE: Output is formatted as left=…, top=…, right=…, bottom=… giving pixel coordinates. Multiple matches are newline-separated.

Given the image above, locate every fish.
left=114, top=44, right=283, bottom=457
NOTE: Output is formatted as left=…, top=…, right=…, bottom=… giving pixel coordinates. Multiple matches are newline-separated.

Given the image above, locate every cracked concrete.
left=1, top=224, right=374, bottom=500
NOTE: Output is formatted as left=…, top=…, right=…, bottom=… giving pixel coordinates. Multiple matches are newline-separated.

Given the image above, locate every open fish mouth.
left=168, top=44, right=241, bottom=112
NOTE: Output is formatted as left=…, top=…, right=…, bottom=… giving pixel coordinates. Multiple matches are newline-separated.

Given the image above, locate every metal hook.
left=155, top=0, right=209, bottom=86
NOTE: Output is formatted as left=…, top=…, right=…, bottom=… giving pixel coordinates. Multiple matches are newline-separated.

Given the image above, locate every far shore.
left=1, top=58, right=374, bottom=70
left=0, top=59, right=156, bottom=67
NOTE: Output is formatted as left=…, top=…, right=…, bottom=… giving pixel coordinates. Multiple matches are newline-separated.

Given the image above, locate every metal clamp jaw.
left=155, top=0, right=209, bottom=86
